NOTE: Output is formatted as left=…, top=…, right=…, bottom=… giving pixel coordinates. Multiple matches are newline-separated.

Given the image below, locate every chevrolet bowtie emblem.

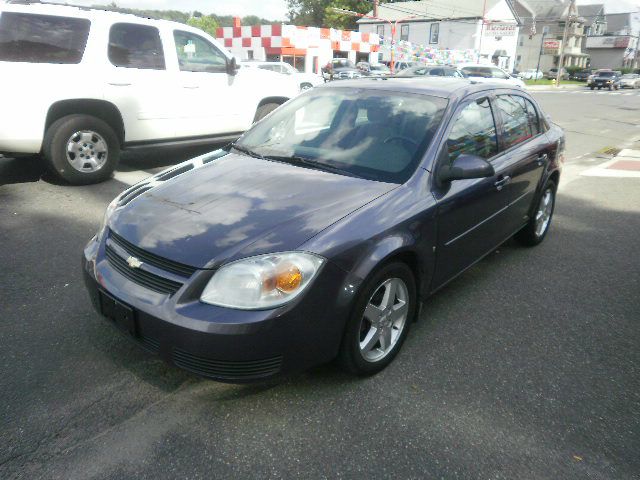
left=126, top=256, right=143, bottom=269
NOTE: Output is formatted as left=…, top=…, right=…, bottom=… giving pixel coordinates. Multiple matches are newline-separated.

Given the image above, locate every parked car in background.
left=545, top=68, right=569, bottom=80
left=619, top=73, right=640, bottom=89
left=0, top=2, right=297, bottom=185
left=517, top=69, right=543, bottom=80
left=458, top=64, right=526, bottom=88
left=588, top=70, right=621, bottom=90
left=367, top=63, right=391, bottom=77
left=396, top=65, right=465, bottom=78
left=570, top=69, right=592, bottom=81
left=242, top=60, right=323, bottom=91
left=323, top=58, right=362, bottom=80
left=84, top=77, right=563, bottom=382
left=391, top=61, right=420, bottom=72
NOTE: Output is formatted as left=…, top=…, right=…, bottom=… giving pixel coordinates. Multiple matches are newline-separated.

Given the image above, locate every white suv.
left=0, top=3, right=298, bottom=184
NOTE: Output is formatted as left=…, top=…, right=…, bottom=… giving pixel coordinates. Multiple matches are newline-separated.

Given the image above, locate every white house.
left=357, top=0, right=521, bottom=71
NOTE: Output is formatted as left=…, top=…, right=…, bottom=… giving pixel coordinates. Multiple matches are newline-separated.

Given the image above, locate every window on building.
left=429, top=23, right=439, bottom=44
left=109, top=23, right=165, bottom=70
left=447, top=97, right=498, bottom=163
left=495, top=95, right=534, bottom=149
left=247, top=50, right=254, bottom=60
left=0, top=12, right=90, bottom=64
left=173, top=30, right=227, bottom=73
left=400, top=24, right=409, bottom=42
left=377, top=24, right=385, bottom=37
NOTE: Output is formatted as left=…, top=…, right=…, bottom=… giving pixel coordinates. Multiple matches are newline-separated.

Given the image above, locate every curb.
left=527, top=84, right=586, bottom=91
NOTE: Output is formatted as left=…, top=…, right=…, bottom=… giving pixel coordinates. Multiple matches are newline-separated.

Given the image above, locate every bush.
left=565, top=66, right=582, bottom=75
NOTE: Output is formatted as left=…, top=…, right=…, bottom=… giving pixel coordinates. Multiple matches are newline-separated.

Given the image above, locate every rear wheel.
left=339, top=262, right=416, bottom=375
left=300, top=82, right=313, bottom=91
left=43, top=114, right=120, bottom=185
left=515, top=180, right=557, bottom=246
left=253, top=102, right=281, bottom=123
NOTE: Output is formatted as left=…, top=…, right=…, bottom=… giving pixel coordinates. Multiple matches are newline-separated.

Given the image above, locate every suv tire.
left=253, top=103, right=280, bottom=123
left=43, top=114, right=120, bottom=185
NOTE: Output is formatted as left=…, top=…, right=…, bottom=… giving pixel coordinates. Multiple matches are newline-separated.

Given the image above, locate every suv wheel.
left=253, top=103, right=281, bottom=123
left=43, top=114, right=120, bottom=185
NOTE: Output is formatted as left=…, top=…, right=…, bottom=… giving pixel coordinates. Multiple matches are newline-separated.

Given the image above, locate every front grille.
left=109, top=231, right=197, bottom=278
left=172, top=348, right=283, bottom=380
left=105, top=245, right=183, bottom=295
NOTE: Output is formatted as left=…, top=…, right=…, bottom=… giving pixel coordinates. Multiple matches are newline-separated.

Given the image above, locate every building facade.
left=512, top=0, right=588, bottom=73
left=585, top=12, right=640, bottom=69
left=357, top=0, right=521, bottom=71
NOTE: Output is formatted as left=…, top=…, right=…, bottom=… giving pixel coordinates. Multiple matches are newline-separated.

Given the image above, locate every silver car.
left=620, top=74, right=640, bottom=89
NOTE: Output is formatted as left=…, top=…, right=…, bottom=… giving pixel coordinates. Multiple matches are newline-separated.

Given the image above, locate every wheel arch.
left=256, top=96, right=289, bottom=110
left=45, top=99, right=125, bottom=145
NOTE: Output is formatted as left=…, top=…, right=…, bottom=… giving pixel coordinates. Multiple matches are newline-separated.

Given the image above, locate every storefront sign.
left=484, top=23, right=517, bottom=37
left=543, top=39, right=561, bottom=54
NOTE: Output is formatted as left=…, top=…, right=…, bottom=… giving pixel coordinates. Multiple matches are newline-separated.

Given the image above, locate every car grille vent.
left=139, top=334, right=160, bottom=354
left=109, top=232, right=197, bottom=278
left=156, top=163, right=194, bottom=181
left=105, top=245, right=183, bottom=295
left=119, top=185, right=152, bottom=206
left=172, top=348, right=283, bottom=380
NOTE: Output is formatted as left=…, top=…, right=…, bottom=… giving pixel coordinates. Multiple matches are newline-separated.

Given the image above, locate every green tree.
left=187, top=15, right=219, bottom=37
left=287, top=0, right=386, bottom=29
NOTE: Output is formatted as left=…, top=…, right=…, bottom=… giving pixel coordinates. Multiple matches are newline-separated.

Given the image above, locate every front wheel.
left=515, top=180, right=557, bottom=246
left=300, top=82, right=313, bottom=91
left=43, top=114, right=120, bottom=185
left=338, top=262, right=417, bottom=375
left=590, top=86, right=595, bottom=90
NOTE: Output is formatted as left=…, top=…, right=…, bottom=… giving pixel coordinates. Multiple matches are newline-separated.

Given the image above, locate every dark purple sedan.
left=83, top=78, right=564, bottom=382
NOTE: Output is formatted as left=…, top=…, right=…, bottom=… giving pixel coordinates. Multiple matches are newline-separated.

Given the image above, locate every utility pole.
left=536, top=26, right=548, bottom=82
left=556, top=0, right=576, bottom=86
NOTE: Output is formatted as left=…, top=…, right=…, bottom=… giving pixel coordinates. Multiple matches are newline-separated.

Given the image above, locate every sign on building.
left=484, top=23, right=517, bottom=37
left=543, top=39, right=561, bottom=54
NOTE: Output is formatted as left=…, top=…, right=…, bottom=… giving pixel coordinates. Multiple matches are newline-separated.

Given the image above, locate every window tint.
left=429, top=68, right=444, bottom=76
left=174, top=30, right=227, bottom=73
left=0, top=13, right=90, bottom=64
left=490, top=67, right=509, bottom=80
left=524, top=98, right=541, bottom=135
left=109, top=23, right=165, bottom=70
left=495, top=95, right=533, bottom=149
left=447, top=97, right=498, bottom=163
left=462, top=66, right=492, bottom=78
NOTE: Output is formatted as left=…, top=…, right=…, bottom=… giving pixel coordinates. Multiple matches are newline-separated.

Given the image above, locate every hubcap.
left=535, top=188, right=554, bottom=237
left=66, top=130, right=108, bottom=173
left=358, top=277, right=409, bottom=363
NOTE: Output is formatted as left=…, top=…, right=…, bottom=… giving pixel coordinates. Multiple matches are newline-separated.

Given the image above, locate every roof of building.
left=356, top=0, right=516, bottom=23
left=577, top=4, right=605, bottom=26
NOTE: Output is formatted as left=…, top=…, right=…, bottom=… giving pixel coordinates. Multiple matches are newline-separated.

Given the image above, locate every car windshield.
left=371, top=64, right=390, bottom=72
left=622, top=74, right=637, bottom=78
left=235, top=88, right=448, bottom=183
left=332, top=59, right=355, bottom=69
left=598, top=71, right=614, bottom=77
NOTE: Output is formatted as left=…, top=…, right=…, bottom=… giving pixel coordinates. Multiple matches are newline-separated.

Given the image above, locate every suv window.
left=429, top=68, right=444, bottom=76
left=495, top=95, right=533, bottom=149
left=447, top=97, right=498, bottom=163
left=108, top=23, right=165, bottom=70
left=0, top=13, right=90, bottom=64
left=174, top=30, right=227, bottom=73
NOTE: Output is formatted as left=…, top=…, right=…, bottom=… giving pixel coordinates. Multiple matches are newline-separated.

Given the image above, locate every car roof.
left=315, top=77, right=522, bottom=99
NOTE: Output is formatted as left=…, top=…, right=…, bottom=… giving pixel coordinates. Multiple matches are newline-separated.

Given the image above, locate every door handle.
left=108, top=82, right=132, bottom=86
left=537, top=153, right=548, bottom=166
left=183, top=85, right=200, bottom=89
left=494, top=175, right=511, bottom=191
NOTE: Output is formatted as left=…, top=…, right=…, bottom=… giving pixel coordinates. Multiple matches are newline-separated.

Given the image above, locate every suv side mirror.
left=438, top=154, right=495, bottom=183
left=227, top=56, right=240, bottom=76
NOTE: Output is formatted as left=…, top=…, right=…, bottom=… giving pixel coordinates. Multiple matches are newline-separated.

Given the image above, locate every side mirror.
left=227, top=56, right=240, bottom=76
left=438, top=154, right=495, bottom=183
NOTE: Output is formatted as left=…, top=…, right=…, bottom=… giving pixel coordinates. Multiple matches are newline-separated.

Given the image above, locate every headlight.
left=200, top=252, right=325, bottom=310
left=97, top=197, right=118, bottom=241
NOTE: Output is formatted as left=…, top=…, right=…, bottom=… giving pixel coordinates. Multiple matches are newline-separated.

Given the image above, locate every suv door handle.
left=537, top=153, right=548, bottom=166
left=494, top=175, right=511, bottom=191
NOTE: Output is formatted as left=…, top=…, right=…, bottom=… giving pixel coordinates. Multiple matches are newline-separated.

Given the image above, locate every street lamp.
left=330, top=7, right=417, bottom=74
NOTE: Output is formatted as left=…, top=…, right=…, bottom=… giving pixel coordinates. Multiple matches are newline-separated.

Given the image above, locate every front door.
left=431, top=95, right=513, bottom=290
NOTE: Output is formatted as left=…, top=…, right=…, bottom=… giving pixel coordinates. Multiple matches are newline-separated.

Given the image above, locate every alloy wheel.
left=358, top=277, right=409, bottom=363
left=535, top=188, right=554, bottom=237
left=66, top=130, right=108, bottom=173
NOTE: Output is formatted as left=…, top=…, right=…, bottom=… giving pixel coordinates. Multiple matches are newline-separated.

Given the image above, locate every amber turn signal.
left=276, top=263, right=302, bottom=293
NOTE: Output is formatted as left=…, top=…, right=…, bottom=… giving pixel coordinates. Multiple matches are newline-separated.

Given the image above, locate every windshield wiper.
left=262, top=154, right=358, bottom=178
left=229, top=143, right=264, bottom=160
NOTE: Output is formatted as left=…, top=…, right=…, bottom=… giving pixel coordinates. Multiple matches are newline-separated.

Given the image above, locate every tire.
left=515, top=180, right=557, bottom=247
left=43, top=114, right=120, bottom=185
left=608, top=85, right=613, bottom=91
left=300, top=82, right=313, bottom=91
left=253, top=102, right=281, bottom=123
left=598, top=87, right=602, bottom=90
left=590, top=86, right=595, bottom=90
left=338, top=262, right=417, bottom=376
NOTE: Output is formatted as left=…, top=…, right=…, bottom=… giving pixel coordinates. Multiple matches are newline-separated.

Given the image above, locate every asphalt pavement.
left=1, top=89, right=639, bottom=479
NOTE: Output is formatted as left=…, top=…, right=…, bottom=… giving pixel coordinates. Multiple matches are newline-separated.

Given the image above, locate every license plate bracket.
left=99, top=290, right=137, bottom=337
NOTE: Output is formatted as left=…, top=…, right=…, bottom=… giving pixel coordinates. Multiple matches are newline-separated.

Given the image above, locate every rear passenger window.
left=447, top=97, right=498, bottom=163
left=524, top=99, right=541, bottom=135
left=429, top=68, right=444, bottom=76
left=496, top=95, right=534, bottom=148
left=108, top=23, right=165, bottom=70
left=0, top=12, right=90, bottom=64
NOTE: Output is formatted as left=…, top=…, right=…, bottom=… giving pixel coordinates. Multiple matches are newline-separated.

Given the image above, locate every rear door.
left=431, top=94, right=514, bottom=289
left=491, top=93, right=550, bottom=232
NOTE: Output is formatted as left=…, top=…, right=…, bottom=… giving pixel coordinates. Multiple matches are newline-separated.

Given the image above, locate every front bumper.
left=83, top=235, right=358, bottom=383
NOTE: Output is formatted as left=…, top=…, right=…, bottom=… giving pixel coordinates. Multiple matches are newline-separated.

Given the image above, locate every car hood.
left=109, top=153, right=396, bottom=269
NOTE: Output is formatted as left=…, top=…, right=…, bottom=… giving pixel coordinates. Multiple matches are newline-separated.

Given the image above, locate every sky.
left=4, top=0, right=639, bottom=21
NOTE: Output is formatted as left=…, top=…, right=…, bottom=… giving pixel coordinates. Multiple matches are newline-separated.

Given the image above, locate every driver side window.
left=447, top=97, right=498, bottom=163
left=173, top=30, right=227, bottom=73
